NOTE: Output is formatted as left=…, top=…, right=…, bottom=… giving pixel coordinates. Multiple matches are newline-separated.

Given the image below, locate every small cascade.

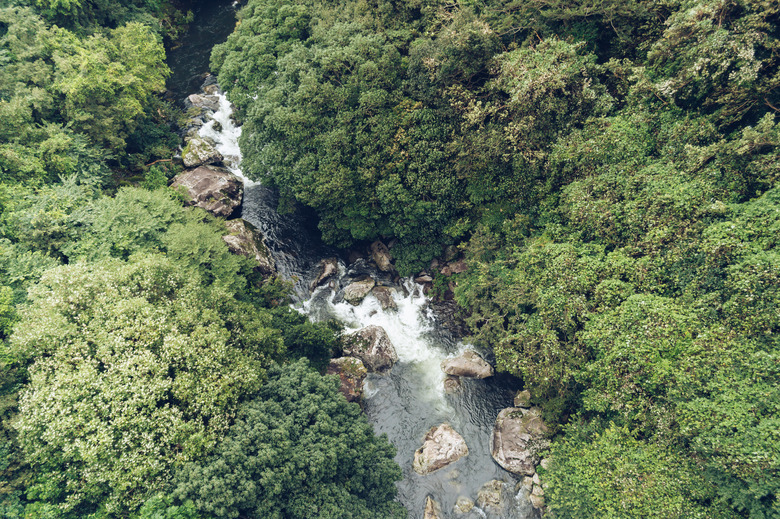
left=193, top=80, right=539, bottom=519
left=296, top=262, right=538, bottom=519
left=198, top=94, right=246, bottom=181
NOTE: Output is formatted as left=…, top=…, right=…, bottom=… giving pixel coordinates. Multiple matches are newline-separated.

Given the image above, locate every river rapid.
left=167, top=3, right=539, bottom=517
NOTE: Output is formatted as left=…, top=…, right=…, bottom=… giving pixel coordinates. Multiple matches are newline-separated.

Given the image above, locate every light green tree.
left=54, top=22, right=169, bottom=151
left=11, top=255, right=284, bottom=516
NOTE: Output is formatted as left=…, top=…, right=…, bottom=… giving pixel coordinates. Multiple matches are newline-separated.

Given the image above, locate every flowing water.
left=169, top=4, right=539, bottom=517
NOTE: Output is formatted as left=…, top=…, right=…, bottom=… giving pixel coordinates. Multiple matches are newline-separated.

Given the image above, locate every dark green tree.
left=174, top=359, right=406, bottom=519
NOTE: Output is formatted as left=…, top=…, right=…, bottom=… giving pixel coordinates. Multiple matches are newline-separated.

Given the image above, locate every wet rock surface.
left=326, top=357, right=368, bottom=403
left=443, top=375, right=462, bottom=394
left=441, top=350, right=494, bottom=379
left=370, top=240, right=394, bottom=272
left=343, top=277, right=376, bottom=305
left=222, top=219, right=275, bottom=276
left=491, top=407, right=549, bottom=476
left=413, top=423, right=469, bottom=475
left=171, top=165, right=242, bottom=217
left=312, top=257, right=340, bottom=289
left=182, top=135, right=223, bottom=167
left=424, top=495, right=442, bottom=519
left=372, top=286, right=397, bottom=311
left=476, top=479, right=506, bottom=513
left=342, top=325, right=398, bottom=373
left=453, top=496, right=475, bottom=514
left=186, top=93, right=220, bottom=112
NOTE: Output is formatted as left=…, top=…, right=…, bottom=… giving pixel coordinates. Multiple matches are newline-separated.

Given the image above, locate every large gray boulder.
left=441, top=350, right=494, bottom=379
left=182, top=136, right=223, bottom=167
left=171, top=166, right=242, bottom=218
left=326, top=357, right=368, bottom=403
left=186, top=93, right=220, bottom=112
left=491, top=407, right=549, bottom=476
left=413, top=423, right=469, bottom=475
left=342, top=325, right=398, bottom=373
left=343, top=277, right=376, bottom=305
left=222, top=219, right=275, bottom=276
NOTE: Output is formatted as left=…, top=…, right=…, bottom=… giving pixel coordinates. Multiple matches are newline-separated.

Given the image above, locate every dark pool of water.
left=165, top=0, right=242, bottom=102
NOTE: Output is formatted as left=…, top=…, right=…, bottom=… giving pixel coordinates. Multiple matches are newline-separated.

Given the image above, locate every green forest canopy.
left=211, top=0, right=779, bottom=516
left=0, top=0, right=778, bottom=517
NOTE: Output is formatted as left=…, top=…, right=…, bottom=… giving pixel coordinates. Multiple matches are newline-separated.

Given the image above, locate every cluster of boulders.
left=180, top=79, right=226, bottom=168
left=415, top=350, right=549, bottom=517
left=327, top=325, right=398, bottom=402
left=426, top=477, right=541, bottom=519
left=312, top=244, right=402, bottom=403
left=169, top=80, right=275, bottom=279
left=312, top=242, right=400, bottom=311
left=490, top=390, right=550, bottom=512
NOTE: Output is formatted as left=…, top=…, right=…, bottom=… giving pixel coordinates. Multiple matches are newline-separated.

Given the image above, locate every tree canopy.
left=174, top=360, right=406, bottom=519
left=212, top=0, right=780, bottom=516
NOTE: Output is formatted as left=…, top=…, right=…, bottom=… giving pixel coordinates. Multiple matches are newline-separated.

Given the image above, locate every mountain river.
left=167, top=3, right=540, bottom=517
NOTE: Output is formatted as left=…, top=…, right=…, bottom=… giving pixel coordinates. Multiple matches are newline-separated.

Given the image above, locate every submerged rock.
left=453, top=496, right=474, bottom=514
left=476, top=479, right=505, bottom=512
left=182, top=135, right=223, bottom=167
left=424, top=496, right=442, bottom=519
left=491, top=407, right=549, bottom=476
left=326, top=357, right=368, bottom=403
left=443, top=375, right=462, bottom=394
left=413, top=423, right=469, bottom=475
left=441, top=350, right=494, bottom=379
left=372, top=286, right=397, bottom=311
left=342, top=325, right=398, bottom=373
left=222, top=219, right=275, bottom=276
left=343, top=277, right=376, bottom=305
left=171, top=166, right=242, bottom=218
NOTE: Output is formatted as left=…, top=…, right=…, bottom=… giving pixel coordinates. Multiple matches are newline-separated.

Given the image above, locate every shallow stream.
left=168, top=3, right=539, bottom=517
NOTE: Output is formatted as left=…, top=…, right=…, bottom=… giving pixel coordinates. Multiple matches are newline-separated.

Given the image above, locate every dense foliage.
left=2, top=0, right=779, bottom=515
left=174, top=360, right=405, bottom=519
left=214, top=0, right=780, bottom=516
left=0, top=1, right=404, bottom=517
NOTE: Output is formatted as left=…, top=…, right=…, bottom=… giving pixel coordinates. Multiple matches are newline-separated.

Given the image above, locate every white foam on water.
left=198, top=93, right=251, bottom=184
left=299, top=277, right=452, bottom=408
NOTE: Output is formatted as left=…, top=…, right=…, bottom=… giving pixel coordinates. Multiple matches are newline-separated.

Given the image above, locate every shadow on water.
left=166, top=0, right=242, bottom=102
